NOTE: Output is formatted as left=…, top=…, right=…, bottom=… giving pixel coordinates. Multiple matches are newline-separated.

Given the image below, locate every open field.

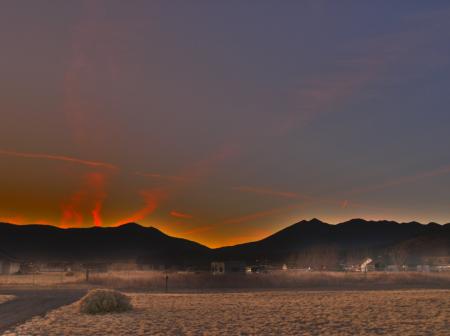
left=1, top=271, right=450, bottom=291
left=3, top=290, right=449, bottom=336
left=0, top=273, right=85, bottom=286
left=86, top=270, right=450, bottom=291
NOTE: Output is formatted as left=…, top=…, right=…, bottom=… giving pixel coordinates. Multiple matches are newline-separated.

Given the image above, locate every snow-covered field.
left=5, top=290, right=449, bottom=336
left=0, top=295, right=14, bottom=305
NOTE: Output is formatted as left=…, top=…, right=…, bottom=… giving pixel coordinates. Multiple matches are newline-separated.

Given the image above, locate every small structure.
left=432, top=265, right=450, bottom=272
left=360, top=258, right=373, bottom=273
left=211, top=261, right=246, bottom=274
left=416, top=265, right=431, bottom=272
left=0, top=250, right=20, bottom=275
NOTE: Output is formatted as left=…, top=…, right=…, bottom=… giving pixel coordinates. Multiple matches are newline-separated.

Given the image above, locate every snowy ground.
left=0, top=296, right=14, bottom=305
left=4, top=290, right=449, bottom=336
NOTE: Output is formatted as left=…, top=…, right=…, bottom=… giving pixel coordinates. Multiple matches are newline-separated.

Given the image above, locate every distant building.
left=360, top=258, right=373, bottom=273
left=416, top=265, right=431, bottom=272
left=0, top=251, right=20, bottom=275
left=432, top=265, right=450, bottom=272
left=342, top=258, right=374, bottom=272
left=211, top=261, right=246, bottom=274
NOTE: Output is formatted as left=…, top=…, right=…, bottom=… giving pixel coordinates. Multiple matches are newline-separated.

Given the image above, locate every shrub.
left=79, top=289, right=132, bottom=314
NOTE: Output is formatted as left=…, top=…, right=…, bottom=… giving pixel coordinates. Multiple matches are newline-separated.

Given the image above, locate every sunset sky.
left=1, top=1, right=450, bottom=247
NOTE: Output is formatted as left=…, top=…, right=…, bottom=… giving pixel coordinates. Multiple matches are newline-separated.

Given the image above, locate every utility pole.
left=165, top=273, right=169, bottom=293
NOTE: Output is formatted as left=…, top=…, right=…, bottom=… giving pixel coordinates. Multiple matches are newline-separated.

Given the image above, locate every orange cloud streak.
left=115, top=189, right=167, bottom=225
left=61, top=191, right=84, bottom=228
left=0, top=149, right=117, bottom=170
left=92, top=203, right=102, bottom=227
left=170, top=211, right=193, bottom=219
left=178, top=225, right=213, bottom=235
left=60, top=172, right=109, bottom=227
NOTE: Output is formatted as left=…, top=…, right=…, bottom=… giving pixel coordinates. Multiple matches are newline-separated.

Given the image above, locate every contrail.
left=0, top=149, right=117, bottom=170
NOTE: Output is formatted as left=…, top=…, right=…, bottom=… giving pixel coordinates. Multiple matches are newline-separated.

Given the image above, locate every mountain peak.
left=308, top=218, right=324, bottom=224
left=118, top=222, right=144, bottom=229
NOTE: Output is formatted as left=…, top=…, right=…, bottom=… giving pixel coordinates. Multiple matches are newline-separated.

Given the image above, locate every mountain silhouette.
left=215, top=218, right=450, bottom=265
left=0, top=222, right=211, bottom=267
left=0, top=219, right=448, bottom=268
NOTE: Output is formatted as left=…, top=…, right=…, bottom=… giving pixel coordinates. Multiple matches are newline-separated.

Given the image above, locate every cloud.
left=170, top=211, right=193, bottom=219
left=60, top=171, right=109, bottom=227
left=178, top=225, right=213, bottom=235
left=0, top=149, right=117, bottom=170
left=0, top=215, right=26, bottom=225
left=60, top=190, right=84, bottom=228
left=223, top=204, right=302, bottom=225
left=114, top=188, right=167, bottom=225
left=135, top=172, right=189, bottom=182
left=231, top=186, right=309, bottom=199
left=130, top=145, right=238, bottom=223
left=63, top=1, right=121, bottom=145
left=272, top=10, right=450, bottom=137
left=345, top=164, right=450, bottom=196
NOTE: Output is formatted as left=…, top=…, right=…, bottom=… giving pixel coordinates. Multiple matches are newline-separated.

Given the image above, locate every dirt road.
left=0, top=289, right=85, bottom=334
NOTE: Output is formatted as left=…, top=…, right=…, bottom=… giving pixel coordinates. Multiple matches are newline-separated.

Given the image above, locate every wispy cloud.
left=114, top=188, right=167, bottom=226
left=345, top=164, right=450, bottom=196
left=0, top=149, right=117, bottom=170
left=232, top=186, right=309, bottom=199
left=135, top=172, right=189, bottom=182
left=178, top=225, right=213, bottom=235
left=60, top=171, right=110, bottom=227
left=223, top=204, right=303, bottom=225
left=64, top=0, right=122, bottom=145
left=273, top=9, right=450, bottom=137
left=129, top=145, right=238, bottom=223
left=170, top=211, right=193, bottom=219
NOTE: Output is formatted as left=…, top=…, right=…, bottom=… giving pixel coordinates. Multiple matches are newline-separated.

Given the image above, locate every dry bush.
left=79, top=289, right=132, bottom=314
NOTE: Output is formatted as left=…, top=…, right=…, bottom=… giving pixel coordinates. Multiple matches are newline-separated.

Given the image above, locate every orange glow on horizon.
left=60, top=172, right=108, bottom=227
left=114, top=189, right=167, bottom=225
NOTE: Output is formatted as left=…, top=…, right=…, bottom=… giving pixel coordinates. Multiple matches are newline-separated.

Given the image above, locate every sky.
left=1, top=1, right=450, bottom=247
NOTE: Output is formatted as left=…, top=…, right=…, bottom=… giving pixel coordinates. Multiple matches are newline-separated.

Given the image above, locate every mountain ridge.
left=1, top=219, right=448, bottom=267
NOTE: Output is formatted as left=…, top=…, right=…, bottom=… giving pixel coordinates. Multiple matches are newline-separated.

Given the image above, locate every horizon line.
left=0, top=217, right=447, bottom=249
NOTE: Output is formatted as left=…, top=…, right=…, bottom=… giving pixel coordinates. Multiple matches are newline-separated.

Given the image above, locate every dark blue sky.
left=1, top=1, right=450, bottom=246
